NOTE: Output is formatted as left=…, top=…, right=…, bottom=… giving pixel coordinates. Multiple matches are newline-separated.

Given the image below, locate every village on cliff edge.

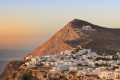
left=19, top=25, right=120, bottom=80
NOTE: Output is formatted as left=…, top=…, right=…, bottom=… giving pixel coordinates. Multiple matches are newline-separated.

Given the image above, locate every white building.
left=114, top=69, right=120, bottom=80
left=63, top=50, right=72, bottom=55
left=26, top=55, right=33, bottom=60
left=25, top=62, right=36, bottom=68
left=82, top=25, right=96, bottom=31
left=50, top=65, right=70, bottom=72
left=99, top=71, right=114, bottom=80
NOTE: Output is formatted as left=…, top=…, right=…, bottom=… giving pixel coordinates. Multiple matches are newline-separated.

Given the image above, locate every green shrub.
left=52, top=78, right=59, bottom=80
left=77, top=76, right=81, bottom=79
left=69, top=71, right=75, bottom=75
left=23, top=75, right=31, bottom=80
left=95, top=63, right=99, bottom=66
left=4, top=78, right=9, bottom=80
left=43, top=74, right=47, bottom=78
left=39, top=63, right=44, bottom=66
left=74, top=47, right=80, bottom=52
left=95, top=63, right=109, bottom=67
left=12, top=73, right=17, bottom=78
left=69, top=77, right=72, bottom=79
left=95, top=57, right=101, bottom=61
left=78, top=63, right=82, bottom=66
left=112, top=66, right=119, bottom=70
left=71, top=51, right=75, bottom=54
left=64, top=78, right=68, bottom=80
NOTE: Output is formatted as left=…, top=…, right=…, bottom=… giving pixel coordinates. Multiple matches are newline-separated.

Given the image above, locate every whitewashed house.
left=114, top=69, right=120, bottom=80
left=82, top=25, right=96, bottom=31
left=26, top=55, right=33, bottom=60
left=63, top=50, right=72, bottom=55
left=99, top=71, right=114, bottom=80
left=50, top=65, right=70, bottom=72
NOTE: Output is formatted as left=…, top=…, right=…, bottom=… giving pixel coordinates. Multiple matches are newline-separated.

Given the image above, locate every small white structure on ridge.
left=82, top=25, right=96, bottom=31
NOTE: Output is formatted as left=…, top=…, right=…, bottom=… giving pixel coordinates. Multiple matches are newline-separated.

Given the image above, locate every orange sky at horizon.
left=0, top=0, right=120, bottom=49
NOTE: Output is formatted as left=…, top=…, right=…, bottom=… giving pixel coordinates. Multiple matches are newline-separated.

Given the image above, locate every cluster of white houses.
left=23, top=47, right=120, bottom=80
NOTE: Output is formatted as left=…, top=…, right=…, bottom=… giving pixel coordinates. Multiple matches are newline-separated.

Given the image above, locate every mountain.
left=1, top=19, right=120, bottom=80
left=23, top=19, right=120, bottom=61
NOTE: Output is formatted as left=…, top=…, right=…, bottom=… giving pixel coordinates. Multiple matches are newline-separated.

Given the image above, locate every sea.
left=0, top=49, right=33, bottom=73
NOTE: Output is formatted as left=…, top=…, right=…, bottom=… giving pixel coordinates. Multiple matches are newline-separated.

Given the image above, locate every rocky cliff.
left=0, top=60, right=24, bottom=80
left=0, top=60, right=45, bottom=80
left=23, top=19, right=120, bottom=61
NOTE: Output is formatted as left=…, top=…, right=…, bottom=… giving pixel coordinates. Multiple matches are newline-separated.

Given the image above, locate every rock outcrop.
left=23, top=19, right=120, bottom=61
left=0, top=60, right=24, bottom=80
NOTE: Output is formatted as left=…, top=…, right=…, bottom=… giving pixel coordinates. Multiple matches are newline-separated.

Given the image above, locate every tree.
left=95, top=63, right=99, bottom=66
left=95, top=57, right=101, bottom=61
left=74, top=47, right=80, bottom=52
left=78, top=63, right=82, bottom=66
left=71, top=51, right=75, bottom=54
left=43, top=75, right=47, bottom=78
left=69, top=71, right=76, bottom=75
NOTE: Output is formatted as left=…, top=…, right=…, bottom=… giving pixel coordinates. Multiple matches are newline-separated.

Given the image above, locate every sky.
left=0, top=0, right=120, bottom=50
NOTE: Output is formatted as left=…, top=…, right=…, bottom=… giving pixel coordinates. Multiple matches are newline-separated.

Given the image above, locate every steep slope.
left=69, top=19, right=120, bottom=54
left=23, top=22, right=80, bottom=61
left=0, top=60, right=24, bottom=80
left=23, top=19, right=120, bottom=60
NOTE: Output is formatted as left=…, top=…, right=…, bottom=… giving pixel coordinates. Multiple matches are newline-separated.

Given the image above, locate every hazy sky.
left=0, top=0, right=120, bottom=50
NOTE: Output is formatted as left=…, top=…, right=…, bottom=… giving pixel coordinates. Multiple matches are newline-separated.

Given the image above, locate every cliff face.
left=0, top=60, right=41, bottom=80
left=23, top=19, right=120, bottom=61
left=0, top=60, right=24, bottom=80
left=33, top=23, right=79, bottom=56
left=22, top=21, right=80, bottom=61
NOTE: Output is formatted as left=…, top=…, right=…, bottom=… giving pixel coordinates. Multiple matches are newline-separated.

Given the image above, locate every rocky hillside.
left=23, top=19, right=120, bottom=60
left=0, top=60, right=47, bottom=80
left=1, top=19, right=120, bottom=80
left=0, top=60, right=24, bottom=80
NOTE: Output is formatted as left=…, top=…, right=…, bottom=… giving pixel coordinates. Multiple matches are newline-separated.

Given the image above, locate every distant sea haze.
left=0, top=49, right=33, bottom=73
